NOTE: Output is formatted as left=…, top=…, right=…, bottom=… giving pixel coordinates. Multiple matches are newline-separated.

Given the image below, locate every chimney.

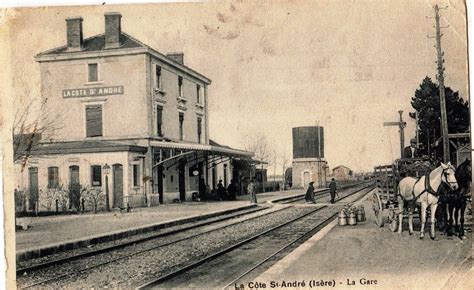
left=166, top=53, right=184, bottom=65
left=104, top=12, right=122, bottom=49
left=66, top=17, right=83, bottom=51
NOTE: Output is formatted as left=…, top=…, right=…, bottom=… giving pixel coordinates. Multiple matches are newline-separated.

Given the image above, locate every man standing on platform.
left=248, top=179, right=257, bottom=204
left=329, top=178, right=337, bottom=204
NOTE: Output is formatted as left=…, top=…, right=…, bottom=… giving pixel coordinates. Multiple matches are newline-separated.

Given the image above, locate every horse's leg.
left=447, top=201, right=454, bottom=236
left=420, top=202, right=427, bottom=239
left=430, top=203, right=438, bottom=240
left=398, top=197, right=404, bottom=234
left=408, top=204, right=414, bottom=235
left=453, top=203, right=460, bottom=233
left=459, top=199, right=466, bottom=238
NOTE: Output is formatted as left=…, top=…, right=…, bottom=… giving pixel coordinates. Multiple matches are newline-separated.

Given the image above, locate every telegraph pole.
left=433, top=4, right=450, bottom=163
left=383, top=110, right=406, bottom=159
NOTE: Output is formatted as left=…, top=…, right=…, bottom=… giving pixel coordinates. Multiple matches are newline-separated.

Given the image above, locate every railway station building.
left=14, top=13, right=256, bottom=210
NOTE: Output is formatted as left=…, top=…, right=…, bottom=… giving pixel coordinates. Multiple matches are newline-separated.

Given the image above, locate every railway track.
left=136, top=184, right=373, bottom=289
left=276, top=181, right=372, bottom=204
left=17, top=183, right=372, bottom=289
left=17, top=205, right=278, bottom=288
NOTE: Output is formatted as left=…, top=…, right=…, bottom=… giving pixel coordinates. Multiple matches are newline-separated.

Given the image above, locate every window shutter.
left=48, top=167, right=59, bottom=188
left=157, top=106, right=163, bottom=136
left=86, top=105, right=103, bottom=137
left=91, top=165, right=102, bottom=186
left=88, top=63, right=98, bottom=82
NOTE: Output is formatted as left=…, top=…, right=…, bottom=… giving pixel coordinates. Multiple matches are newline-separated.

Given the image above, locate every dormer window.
left=88, top=63, right=98, bottom=82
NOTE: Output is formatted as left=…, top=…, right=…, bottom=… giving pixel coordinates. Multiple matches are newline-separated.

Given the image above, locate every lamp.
left=103, top=163, right=111, bottom=211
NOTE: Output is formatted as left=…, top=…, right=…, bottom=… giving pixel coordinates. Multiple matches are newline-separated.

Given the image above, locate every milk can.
left=348, top=207, right=357, bottom=225
left=357, top=205, right=366, bottom=222
left=338, top=209, right=348, bottom=226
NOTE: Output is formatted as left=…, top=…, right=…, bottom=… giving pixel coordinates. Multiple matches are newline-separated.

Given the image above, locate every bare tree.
left=279, top=150, right=290, bottom=190
left=13, top=90, right=63, bottom=171
left=241, top=132, right=272, bottom=163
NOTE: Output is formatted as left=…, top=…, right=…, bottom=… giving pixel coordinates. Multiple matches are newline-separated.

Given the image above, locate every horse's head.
left=440, top=162, right=458, bottom=191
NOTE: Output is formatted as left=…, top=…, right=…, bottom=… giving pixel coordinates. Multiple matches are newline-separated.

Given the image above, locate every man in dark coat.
left=199, top=178, right=207, bottom=201
left=403, top=138, right=420, bottom=158
left=305, top=181, right=316, bottom=203
left=329, top=178, right=337, bottom=204
left=217, top=180, right=227, bottom=201
left=227, top=179, right=238, bottom=201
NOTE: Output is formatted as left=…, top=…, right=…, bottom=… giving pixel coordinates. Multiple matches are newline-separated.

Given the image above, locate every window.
left=179, top=113, right=184, bottom=141
left=88, top=63, right=98, bottom=82
left=156, top=106, right=163, bottom=137
left=85, top=105, right=103, bottom=137
left=48, top=167, right=59, bottom=188
left=178, top=76, right=183, bottom=97
left=91, top=165, right=102, bottom=186
left=133, top=164, right=139, bottom=187
left=197, top=117, right=202, bottom=144
left=196, top=85, right=201, bottom=104
left=155, top=65, right=162, bottom=88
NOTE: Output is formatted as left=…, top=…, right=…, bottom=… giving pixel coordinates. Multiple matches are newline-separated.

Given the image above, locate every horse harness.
left=403, top=167, right=456, bottom=203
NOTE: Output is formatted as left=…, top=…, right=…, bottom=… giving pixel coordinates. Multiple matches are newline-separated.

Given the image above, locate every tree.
left=409, top=77, right=470, bottom=158
left=242, top=132, right=272, bottom=163
left=279, top=150, right=290, bottom=190
left=13, top=94, right=63, bottom=171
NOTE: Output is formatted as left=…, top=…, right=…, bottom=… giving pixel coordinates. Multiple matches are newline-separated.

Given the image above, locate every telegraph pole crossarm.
left=383, top=110, right=407, bottom=158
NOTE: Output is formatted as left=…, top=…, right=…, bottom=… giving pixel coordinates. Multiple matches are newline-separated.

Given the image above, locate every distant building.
left=332, top=165, right=353, bottom=181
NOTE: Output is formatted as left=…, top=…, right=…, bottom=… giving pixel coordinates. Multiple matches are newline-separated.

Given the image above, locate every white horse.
left=397, top=162, right=458, bottom=239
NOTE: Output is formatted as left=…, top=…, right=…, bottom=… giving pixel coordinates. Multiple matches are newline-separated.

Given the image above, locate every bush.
left=81, top=186, right=105, bottom=213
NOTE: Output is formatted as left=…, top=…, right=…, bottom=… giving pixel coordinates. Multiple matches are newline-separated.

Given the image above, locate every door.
left=69, top=165, right=80, bottom=209
left=303, top=171, right=310, bottom=186
left=178, top=160, right=186, bottom=202
left=158, top=165, right=164, bottom=204
left=28, top=167, right=38, bottom=211
left=113, top=164, right=123, bottom=208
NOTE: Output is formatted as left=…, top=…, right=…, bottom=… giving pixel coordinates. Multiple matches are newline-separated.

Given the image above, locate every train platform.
left=15, top=188, right=311, bottom=261
left=255, top=190, right=472, bottom=289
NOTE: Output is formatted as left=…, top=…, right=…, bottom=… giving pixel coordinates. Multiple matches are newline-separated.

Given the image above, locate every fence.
left=254, top=181, right=281, bottom=194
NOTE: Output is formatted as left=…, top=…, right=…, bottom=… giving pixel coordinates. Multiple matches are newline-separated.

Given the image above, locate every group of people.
left=198, top=178, right=240, bottom=201
left=305, top=178, right=338, bottom=204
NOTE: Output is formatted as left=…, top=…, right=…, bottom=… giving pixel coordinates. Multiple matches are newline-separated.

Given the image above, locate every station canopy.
left=150, top=139, right=261, bottom=170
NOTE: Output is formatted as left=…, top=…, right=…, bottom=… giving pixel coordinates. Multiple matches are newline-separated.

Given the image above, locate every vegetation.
left=409, top=77, right=470, bottom=158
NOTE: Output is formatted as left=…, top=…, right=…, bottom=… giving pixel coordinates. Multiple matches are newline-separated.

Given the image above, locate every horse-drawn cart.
left=373, top=157, right=433, bottom=231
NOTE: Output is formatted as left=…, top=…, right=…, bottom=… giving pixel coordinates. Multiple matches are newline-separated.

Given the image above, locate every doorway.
left=303, top=171, right=310, bottom=186
left=28, top=167, right=38, bottom=211
left=113, top=164, right=123, bottom=208
left=178, top=160, right=186, bottom=202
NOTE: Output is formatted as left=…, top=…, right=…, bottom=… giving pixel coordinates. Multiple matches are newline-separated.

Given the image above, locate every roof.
left=151, top=139, right=254, bottom=158
left=332, top=165, right=352, bottom=171
left=36, top=33, right=142, bottom=56
left=30, top=140, right=147, bottom=155
left=35, top=32, right=211, bottom=84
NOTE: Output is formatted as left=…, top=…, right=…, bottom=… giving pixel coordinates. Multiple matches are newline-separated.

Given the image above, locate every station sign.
left=62, top=86, right=124, bottom=98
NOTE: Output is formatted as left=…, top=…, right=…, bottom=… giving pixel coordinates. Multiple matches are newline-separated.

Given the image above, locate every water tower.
left=292, top=126, right=328, bottom=188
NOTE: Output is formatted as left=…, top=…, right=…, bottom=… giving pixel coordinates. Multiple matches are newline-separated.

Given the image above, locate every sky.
left=3, top=0, right=469, bottom=173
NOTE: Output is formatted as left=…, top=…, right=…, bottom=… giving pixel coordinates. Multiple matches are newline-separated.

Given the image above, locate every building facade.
left=15, top=13, right=254, bottom=211
left=332, top=165, right=353, bottom=181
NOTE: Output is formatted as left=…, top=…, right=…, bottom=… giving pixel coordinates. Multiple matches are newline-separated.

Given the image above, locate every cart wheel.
left=388, top=209, right=398, bottom=232
left=373, top=191, right=385, bottom=227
